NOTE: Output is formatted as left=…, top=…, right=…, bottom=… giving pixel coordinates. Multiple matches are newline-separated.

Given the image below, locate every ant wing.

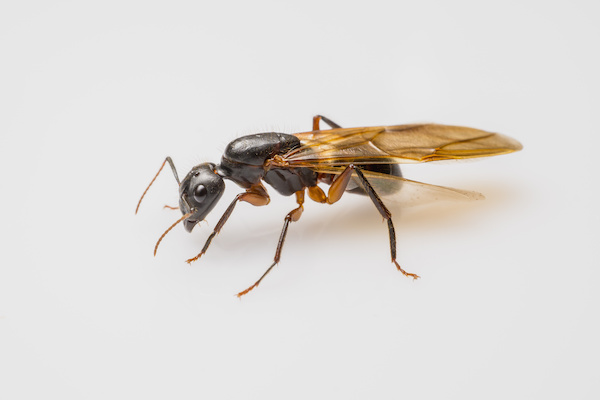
left=308, top=166, right=483, bottom=207
left=352, top=169, right=484, bottom=207
left=286, top=124, right=522, bottom=167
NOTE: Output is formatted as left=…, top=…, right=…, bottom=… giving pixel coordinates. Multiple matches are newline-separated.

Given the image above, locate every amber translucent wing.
left=314, top=166, right=484, bottom=206
left=285, top=124, right=522, bottom=167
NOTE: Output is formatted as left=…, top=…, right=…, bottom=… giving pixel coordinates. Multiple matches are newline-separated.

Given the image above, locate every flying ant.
left=136, top=115, right=522, bottom=297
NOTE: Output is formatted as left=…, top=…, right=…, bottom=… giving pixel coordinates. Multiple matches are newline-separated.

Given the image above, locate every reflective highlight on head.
left=178, top=163, right=225, bottom=232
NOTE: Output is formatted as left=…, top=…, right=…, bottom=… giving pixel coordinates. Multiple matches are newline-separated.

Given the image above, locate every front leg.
left=186, top=183, right=270, bottom=264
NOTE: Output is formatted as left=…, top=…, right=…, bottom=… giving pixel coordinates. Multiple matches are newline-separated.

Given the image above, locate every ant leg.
left=237, top=191, right=305, bottom=297
left=186, top=184, right=270, bottom=264
left=310, top=165, right=419, bottom=279
left=306, top=165, right=353, bottom=205
left=312, top=115, right=342, bottom=130
left=352, top=167, right=419, bottom=279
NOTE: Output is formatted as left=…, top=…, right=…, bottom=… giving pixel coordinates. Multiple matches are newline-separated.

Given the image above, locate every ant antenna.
left=154, top=212, right=192, bottom=256
left=136, top=157, right=180, bottom=214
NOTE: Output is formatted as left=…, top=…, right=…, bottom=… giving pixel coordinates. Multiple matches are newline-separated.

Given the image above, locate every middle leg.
left=237, top=190, right=305, bottom=297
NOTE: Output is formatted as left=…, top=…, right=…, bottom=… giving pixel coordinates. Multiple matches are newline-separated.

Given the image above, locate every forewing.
left=287, top=124, right=522, bottom=167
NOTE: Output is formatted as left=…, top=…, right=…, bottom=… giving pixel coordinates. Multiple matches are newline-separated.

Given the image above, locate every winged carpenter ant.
left=136, top=115, right=522, bottom=297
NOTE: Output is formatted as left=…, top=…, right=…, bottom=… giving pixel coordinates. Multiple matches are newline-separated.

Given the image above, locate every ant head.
left=179, top=163, right=225, bottom=232
left=136, top=157, right=227, bottom=255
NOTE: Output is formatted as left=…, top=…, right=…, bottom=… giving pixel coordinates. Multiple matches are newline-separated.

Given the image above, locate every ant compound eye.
left=193, top=184, right=208, bottom=203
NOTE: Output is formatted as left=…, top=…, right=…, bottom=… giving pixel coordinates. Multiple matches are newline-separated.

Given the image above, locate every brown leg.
left=310, top=165, right=419, bottom=279
left=307, top=185, right=327, bottom=203
left=186, top=184, right=270, bottom=264
left=306, top=165, right=353, bottom=204
left=353, top=168, right=419, bottom=280
left=312, top=115, right=342, bottom=131
left=237, top=191, right=305, bottom=297
left=306, top=164, right=355, bottom=205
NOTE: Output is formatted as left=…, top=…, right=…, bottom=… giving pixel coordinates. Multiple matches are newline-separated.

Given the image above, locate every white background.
left=1, top=1, right=599, bottom=399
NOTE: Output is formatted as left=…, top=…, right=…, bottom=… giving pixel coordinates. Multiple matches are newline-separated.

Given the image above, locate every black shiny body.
left=217, top=132, right=319, bottom=196
left=135, top=115, right=440, bottom=297
left=216, top=132, right=402, bottom=197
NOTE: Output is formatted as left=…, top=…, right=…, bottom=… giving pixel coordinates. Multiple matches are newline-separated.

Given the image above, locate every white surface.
left=1, top=1, right=599, bottom=399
